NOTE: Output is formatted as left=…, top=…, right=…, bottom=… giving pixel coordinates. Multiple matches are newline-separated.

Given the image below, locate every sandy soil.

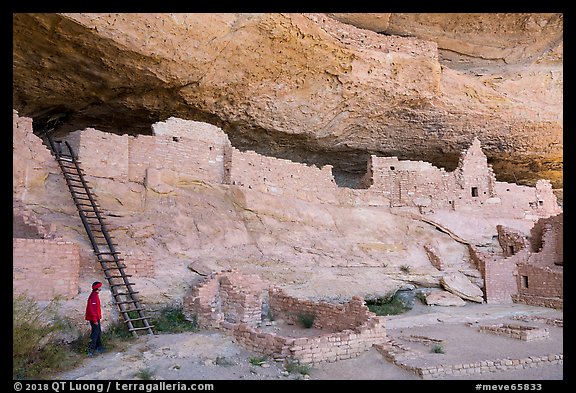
left=53, top=302, right=563, bottom=382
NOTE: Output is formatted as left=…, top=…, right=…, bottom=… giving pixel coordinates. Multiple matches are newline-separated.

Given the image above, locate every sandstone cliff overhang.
left=12, top=13, right=563, bottom=192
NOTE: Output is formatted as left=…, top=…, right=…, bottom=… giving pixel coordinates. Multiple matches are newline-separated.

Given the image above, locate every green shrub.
left=431, top=343, right=445, bottom=354
left=285, top=360, right=311, bottom=375
left=400, top=264, right=411, bottom=273
left=13, top=294, right=79, bottom=379
left=365, top=293, right=411, bottom=316
left=151, top=306, right=198, bottom=333
left=249, top=355, right=267, bottom=366
left=415, top=290, right=428, bottom=304
left=296, top=313, right=316, bottom=328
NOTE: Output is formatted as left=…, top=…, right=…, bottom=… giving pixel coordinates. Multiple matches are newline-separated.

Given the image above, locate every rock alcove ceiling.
left=13, top=13, right=562, bottom=194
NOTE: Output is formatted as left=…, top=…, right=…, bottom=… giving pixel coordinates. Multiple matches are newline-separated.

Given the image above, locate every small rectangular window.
left=521, top=275, right=529, bottom=288
left=471, top=187, right=479, bottom=197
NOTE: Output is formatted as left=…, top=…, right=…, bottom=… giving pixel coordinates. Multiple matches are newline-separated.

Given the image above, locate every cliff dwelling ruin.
left=12, top=13, right=562, bottom=378
left=13, top=111, right=562, bottom=366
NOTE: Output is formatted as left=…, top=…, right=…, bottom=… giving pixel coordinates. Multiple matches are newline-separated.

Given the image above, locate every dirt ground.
left=53, top=302, right=563, bottom=382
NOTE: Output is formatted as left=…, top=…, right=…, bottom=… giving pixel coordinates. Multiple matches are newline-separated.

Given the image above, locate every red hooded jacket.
left=85, top=290, right=102, bottom=323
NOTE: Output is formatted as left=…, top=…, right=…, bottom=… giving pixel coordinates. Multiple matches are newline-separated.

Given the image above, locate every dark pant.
left=88, top=320, right=103, bottom=353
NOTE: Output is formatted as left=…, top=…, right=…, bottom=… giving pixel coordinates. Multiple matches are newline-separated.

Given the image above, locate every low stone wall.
left=511, top=294, right=563, bottom=310
left=223, top=316, right=386, bottom=364
left=183, top=270, right=387, bottom=364
left=418, top=354, right=563, bottom=379
left=375, top=338, right=562, bottom=379
left=512, top=315, right=563, bottom=328
left=268, top=288, right=372, bottom=331
left=478, top=323, right=549, bottom=341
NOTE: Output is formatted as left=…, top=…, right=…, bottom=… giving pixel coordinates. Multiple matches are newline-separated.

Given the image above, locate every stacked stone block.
left=13, top=238, right=80, bottom=300
left=183, top=271, right=387, bottom=364
left=478, top=323, right=549, bottom=341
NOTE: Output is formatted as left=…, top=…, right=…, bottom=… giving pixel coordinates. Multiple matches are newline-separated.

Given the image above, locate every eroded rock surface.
left=12, top=13, right=562, bottom=191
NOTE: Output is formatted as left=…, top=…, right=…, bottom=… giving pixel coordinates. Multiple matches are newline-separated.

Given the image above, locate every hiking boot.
left=95, top=347, right=105, bottom=354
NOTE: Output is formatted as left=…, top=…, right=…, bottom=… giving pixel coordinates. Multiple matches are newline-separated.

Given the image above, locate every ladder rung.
left=63, top=176, right=83, bottom=181
left=64, top=177, right=85, bottom=183
left=114, top=299, right=138, bottom=305
left=128, top=326, right=155, bottom=332
left=121, top=307, right=145, bottom=313
left=96, top=251, right=120, bottom=255
left=107, top=274, right=132, bottom=279
left=110, top=282, right=135, bottom=287
left=124, top=316, right=151, bottom=322
left=75, top=202, right=98, bottom=207
left=114, top=292, right=139, bottom=297
left=102, top=266, right=127, bottom=271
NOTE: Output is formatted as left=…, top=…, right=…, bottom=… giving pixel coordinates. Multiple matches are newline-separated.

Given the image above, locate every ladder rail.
left=44, top=133, right=155, bottom=337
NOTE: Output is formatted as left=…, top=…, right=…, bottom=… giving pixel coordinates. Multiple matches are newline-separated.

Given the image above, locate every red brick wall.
left=128, top=134, right=156, bottom=182
left=497, top=225, right=528, bottom=257
left=67, top=129, right=130, bottom=181
left=516, top=264, right=563, bottom=299
left=529, top=213, right=563, bottom=265
left=13, top=238, right=80, bottom=300
left=424, top=244, right=444, bottom=271
left=230, top=148, right=338, bottom=204
left=483, top=255, right=519, bottom=304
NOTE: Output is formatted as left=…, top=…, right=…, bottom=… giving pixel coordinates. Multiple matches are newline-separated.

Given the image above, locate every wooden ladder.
left=44, top=133, right=155, bottom=337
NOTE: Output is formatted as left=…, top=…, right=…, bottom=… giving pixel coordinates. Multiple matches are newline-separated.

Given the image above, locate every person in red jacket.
left=85, top=281, right=104, bottom=356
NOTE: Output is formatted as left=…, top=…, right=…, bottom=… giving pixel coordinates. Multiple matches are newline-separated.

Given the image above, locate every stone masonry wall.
left=497, top=225, right=528, bottom=257
left=183, top=271, right=387, bottom=364
left=376, top=337, right=562, bottom=379
left=483, top=254, right=520, bottom=304
left=269, top=288, right=372, bottom=331
left=15, top=111, right=561, bottom=221
left=528, top=213, right=563, bottom=266
left=229, top=313, right=386, bottom=365
left=69, top=127, right=227, bottom=186
left=515, top=264, right=563, bottom=299
left=13, top=110, right=59, bottom=203
left=478, top=323, right=549, bottom=341
left=13, top=202, right=57, bottom=239
left=424, top=244, right=444, bottom=271
left=66, top=129, right=130, bottom=181
left=13, top=238, right=80, bottom=300
left=366, top=138, right=560, bottom=219
left=367, top=156, right=453, bottom=209
left=229, top=148, right=339, bottom=204
left=57, top=117, right=561, bottom=222
left=128, top=134, right=156, bottom=183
